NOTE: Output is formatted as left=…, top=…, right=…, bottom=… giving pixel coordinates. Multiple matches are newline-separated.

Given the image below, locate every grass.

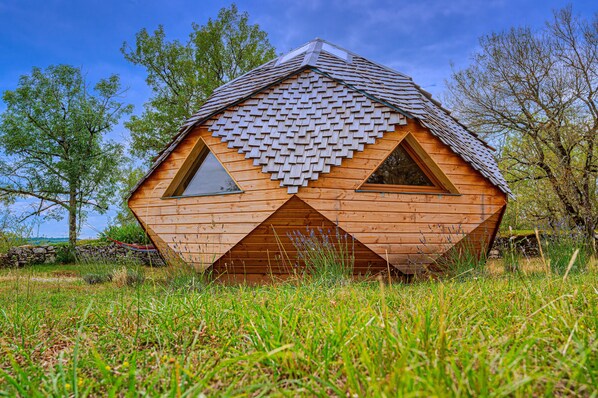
left=288, top=227, right=355, bottom=285
left=0, top=261, right=596, bottom=396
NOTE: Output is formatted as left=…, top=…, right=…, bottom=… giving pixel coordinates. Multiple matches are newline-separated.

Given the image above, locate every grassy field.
left=0, top=261, right=596, bottom=397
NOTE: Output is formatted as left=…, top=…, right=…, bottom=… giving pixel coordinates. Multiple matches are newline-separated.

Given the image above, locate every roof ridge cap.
left=301, top=40, right=323, bottom=67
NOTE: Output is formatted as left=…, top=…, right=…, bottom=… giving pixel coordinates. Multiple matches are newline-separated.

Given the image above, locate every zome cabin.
left=129, top=39, right=510, bottom=282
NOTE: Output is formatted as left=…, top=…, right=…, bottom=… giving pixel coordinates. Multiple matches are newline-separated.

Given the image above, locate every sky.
left=0, top=0, right=596, bottom=238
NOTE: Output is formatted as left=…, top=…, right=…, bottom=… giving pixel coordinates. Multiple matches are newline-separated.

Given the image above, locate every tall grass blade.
left=562, top=249, right=579, bottom=281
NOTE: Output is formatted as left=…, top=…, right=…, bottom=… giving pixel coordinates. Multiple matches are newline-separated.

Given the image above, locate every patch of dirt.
left=33, top=338, right=74, bottom=369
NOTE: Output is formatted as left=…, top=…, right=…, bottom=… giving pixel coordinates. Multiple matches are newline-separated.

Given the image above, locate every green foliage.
left=101, top=222, right=149, bottom=245
left=0, top=65, right=132, bottom=248
left=498, top=138, right=571, bottom=231
left=288, top=227, right=355, bottom=285
left=0, top=263, right=596, bottom=395
left=82, top=273, right=112, bottom=285
left=121, top=4, right=276, bottom=161
left=165, top=271, right=208, bottom=293
left=75, top=239, right=106, bottom=247
left=114, top=167, right=146, bottom=225
left=0, top=234, right=27, bottom=254
left=439, top=244, right=488, bottom=280
left=80, top=262, right=146, bottom=287
left=54, top=245, right=77, bottom=264
left=0, top=209, right=31, bottom=253
left=542, top=230, right=589, bottom=275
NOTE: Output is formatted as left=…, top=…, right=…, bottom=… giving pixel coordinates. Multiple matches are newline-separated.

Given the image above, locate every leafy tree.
left=0, top=205, right=32, bottom=253
left=122, top=4, right=276, bottom=161
left=0, top=65, right=132, bottom=250
left=446, top=7, right=598, bottom=242
left=114, top=166, right=146, bottom=226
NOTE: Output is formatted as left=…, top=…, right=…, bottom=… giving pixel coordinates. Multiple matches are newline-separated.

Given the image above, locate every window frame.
left=161, top=137, right=243, bottom=199
left=357, top=133, right=459, bottom=195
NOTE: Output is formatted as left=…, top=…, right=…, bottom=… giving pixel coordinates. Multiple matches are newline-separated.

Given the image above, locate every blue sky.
left=1, top=0, right=596, bottom=238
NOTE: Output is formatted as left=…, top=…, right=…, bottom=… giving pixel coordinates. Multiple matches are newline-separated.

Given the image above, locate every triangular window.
left=359, top=136, right=458, bottom=194
left=366, top=143, right=434, bottom=187
left=169, top=146, right=241, bottom=197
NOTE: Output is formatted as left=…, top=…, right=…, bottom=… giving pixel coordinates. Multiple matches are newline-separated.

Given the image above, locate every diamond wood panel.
left=209, top=196, right=395, bottom=280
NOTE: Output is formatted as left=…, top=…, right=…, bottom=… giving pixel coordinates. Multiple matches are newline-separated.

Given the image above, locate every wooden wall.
left=129, top=118, right=507, bottom=276
left=296, top=120, right=507, bottom=273
left=211, top=196, right=394, bottom=283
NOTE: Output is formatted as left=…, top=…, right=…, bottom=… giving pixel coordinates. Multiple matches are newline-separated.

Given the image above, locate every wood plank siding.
left=129, top=119, right=507, bottom=276
left=210, top=196, right=396, bottom=283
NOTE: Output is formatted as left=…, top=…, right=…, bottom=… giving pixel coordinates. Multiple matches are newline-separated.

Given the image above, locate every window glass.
left=366, top=144, right=434, bottom=186
left=181, top=151, right=241, bottom=196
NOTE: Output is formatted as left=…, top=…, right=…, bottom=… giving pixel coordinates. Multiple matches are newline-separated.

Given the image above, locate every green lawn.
left=0, top=262, right=596, bottom=397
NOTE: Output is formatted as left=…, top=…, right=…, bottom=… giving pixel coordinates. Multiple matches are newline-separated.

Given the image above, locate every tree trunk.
left=68, top=188, right=77, bottom=253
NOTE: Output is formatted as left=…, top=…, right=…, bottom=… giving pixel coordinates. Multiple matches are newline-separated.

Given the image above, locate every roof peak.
left=275, top=38, right=353, bottom=67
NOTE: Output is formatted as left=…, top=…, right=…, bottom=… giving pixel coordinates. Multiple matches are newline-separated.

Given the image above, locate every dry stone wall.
left=490, top=235, right=540, bottom=258
left=1, top=243, right=164, bottom=268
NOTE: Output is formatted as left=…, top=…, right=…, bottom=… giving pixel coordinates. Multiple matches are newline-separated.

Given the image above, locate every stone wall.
left=490, top=235, right=540, bottom=258
left=1, top=243, right=164, bottom=268
left=5, top=245, right=57, bottom=267
left=75, top=244, right=165, bottom=266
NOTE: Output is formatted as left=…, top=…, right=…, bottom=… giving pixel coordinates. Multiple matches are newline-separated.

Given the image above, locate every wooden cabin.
left=129, top=39, right=510, bottom=282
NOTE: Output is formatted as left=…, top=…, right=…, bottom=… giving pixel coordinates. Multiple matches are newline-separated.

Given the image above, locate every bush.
left=54, top=245, right=77, bottom=264
left=82, top=273, right=112, bottom=285
left=101, top=222, right=150, bottom=244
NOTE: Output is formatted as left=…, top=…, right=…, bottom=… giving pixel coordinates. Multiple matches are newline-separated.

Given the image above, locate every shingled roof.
left=139, top=39, right=510, bottom=196
left=206, top=70, right=407, bottom=193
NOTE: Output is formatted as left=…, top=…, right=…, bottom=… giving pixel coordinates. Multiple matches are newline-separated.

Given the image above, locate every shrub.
left=288, top=227, right=354, bottom=285
left=82, top=273, right=112, bottom=285
left=112, top=266, right=145, bottom=287
left=54, top=245, right=77, bottom=264
left=101, top=222, right=150, bottom=245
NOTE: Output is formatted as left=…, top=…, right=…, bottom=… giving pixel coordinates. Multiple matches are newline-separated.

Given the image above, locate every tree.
left=445, top=7, right=598, bottom=241
left=113, top=166, right=146, bottom=226
left=122, top=4, right=276, bottom=161
left=0, top=65, right=132, bottom=250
